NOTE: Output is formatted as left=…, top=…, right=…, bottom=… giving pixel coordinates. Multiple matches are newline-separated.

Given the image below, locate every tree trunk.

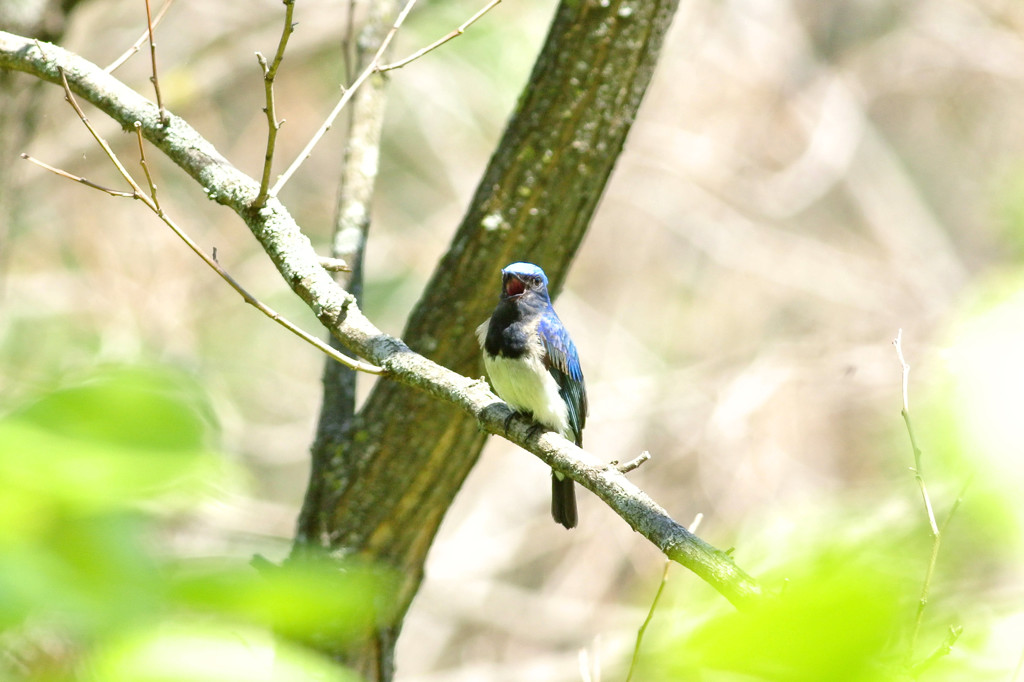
left=293, top=0, right=683, bottom=677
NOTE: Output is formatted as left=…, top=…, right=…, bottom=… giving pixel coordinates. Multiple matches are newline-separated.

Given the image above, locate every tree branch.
left=1, top=28, right=760, bottom=608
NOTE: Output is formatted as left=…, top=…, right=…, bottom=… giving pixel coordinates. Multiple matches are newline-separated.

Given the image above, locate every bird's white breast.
left=477, top=321, right=570, bottom=438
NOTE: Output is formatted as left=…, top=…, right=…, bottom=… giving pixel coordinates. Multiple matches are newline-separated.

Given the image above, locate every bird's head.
left=500, top=262, right=550, bottom=302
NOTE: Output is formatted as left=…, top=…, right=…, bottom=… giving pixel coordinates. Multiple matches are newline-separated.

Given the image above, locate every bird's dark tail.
left=551, top=471, right=577, bottom=529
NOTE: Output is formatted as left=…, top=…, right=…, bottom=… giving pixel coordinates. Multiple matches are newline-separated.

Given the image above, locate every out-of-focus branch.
left=298, top=0, right=399, bottom=606
left=105, top=0, right=175, bottom=73
left=0, top=30, right=761, bottom=608
left=892, top=330, right=965, bottom=672
left=104, top=0, right=176, bottom=73
left=377, top=0, right=502, bottom=72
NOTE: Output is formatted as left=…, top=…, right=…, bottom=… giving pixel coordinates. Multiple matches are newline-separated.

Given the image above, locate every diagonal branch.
left=25, top=62, right=382, bottom=377
left=377, top=0, right=502, bottom=73
left=1, top=29, right=761, bottom=608
left=105, top=0, right=176, bottom=73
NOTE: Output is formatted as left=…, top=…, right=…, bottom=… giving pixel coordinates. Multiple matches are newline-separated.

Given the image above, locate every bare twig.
left=625, top=514, right=702, bottom=682
left=105, top=0, right=175, bottom=73
left=378, top=0, right=502, bottom=72
left=133, top=122, right=160, bottom=210
left=625, top=560, right=669, bottom=682
left=894, top=329, right=939, bottom=537
left=615, top=450, right=651, bottom=474
left=21, top=153, right=135, bottom=197
left=37, top=70, right=383, bottom=376
left=893, top=330, right=965, bottom=670
left=912, top=626, right=963, bottom=677
left=254, top=0, right=297, bottom=208
left=143, top=0, right=167, bottom=124
left=270, top=0, right=419, bottom=197
left=57, top=67, right=141, bottom=185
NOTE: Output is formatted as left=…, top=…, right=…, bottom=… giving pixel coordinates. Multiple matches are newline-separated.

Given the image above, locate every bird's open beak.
left=503, top=275, right=526, bottom=297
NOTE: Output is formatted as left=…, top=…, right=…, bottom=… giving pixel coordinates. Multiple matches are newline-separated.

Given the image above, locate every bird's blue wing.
left=538, top=311, right=587, bottom=446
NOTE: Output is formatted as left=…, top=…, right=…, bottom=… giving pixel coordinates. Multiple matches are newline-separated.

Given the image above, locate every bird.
left=476, top=262, right=587, bottom=529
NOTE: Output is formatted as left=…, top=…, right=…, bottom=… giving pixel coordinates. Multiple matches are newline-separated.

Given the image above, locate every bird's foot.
left=502, top=410, right=518, bottom=437
left=526, top=422, right=547, bottom=441
left=502, top=412, right=546, bottom=441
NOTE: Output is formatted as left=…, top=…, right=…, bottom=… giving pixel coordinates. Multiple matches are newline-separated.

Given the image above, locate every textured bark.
left=296, top=0, right=687, bottom=676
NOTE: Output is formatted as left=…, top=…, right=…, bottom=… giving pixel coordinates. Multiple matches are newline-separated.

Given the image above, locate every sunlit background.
left=2, top=0, right=1024, bottom=679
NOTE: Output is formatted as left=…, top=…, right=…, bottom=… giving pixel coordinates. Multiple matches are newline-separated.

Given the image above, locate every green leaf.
left=92, top=621, right=360, bottom=682
left=170, top=556, right=399, bottom=642
left=649, top=551, right=904, bottom=682
left=0, top=365, right=221, bottom=516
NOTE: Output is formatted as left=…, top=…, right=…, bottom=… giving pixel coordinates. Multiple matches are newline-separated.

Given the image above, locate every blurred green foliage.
left=624, top=276, right=1024, bottom=682
left=922, top=276, right=1024, bottom=549
left=0, top=366, right=394, bottom=681
left=642, top=550, right=906, bottom=682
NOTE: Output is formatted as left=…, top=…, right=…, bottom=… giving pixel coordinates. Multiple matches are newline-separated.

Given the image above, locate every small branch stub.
left=319, top=256, right=352, bottom=272
left=615, top=450, right=651, bottom=474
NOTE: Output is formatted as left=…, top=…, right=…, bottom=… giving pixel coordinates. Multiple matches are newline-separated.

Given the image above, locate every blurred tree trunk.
left=0, top=0, right=88, bottom=292
left=299, top=0, right=397, bottom=571
left=293, top=0, right=682, bottom=678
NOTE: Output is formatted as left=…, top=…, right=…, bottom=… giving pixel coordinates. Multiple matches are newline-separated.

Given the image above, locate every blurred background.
left=2, top=0, right=1024, bottom=679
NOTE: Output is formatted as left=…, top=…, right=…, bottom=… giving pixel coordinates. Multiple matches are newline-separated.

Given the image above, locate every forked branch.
left=254, top=0, right=297, bottom=207
left=377, top=0, right=502, bottom=72
left=27, top=67, right=382, bottom=376
left=1, top=30, right=759, bottom=608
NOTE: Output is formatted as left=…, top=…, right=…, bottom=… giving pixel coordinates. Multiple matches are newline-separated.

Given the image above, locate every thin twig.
left=270, top=0, right=419, bottom=197
left=21, top=154, right=136, bottom=198
left=57, top=68, right=141, bottom=186
left=624, top=513, right=702, bottom=682
left=134, top=122, right=160, bottom=211
left=41, top=70, right=383, bottom=376
left=893, top=330, right=964, bottom=670
left=615, top=451, right=651, bottom=474
left=105, top=0, right=176, bottom=73
left=625, top=559, right=670, bottom=682
left=143, top=0, right=167, bottom=124
left=894, top=329, right=939, bottom=537
left=378, top=0, right=502, bottom=72
left=254, top=0, right=297, bottom=208
left=912, top=626, right=963, bottom=677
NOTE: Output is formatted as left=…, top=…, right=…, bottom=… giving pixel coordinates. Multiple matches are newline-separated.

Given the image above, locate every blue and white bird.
left=477, top=262, right=587, bottom=529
